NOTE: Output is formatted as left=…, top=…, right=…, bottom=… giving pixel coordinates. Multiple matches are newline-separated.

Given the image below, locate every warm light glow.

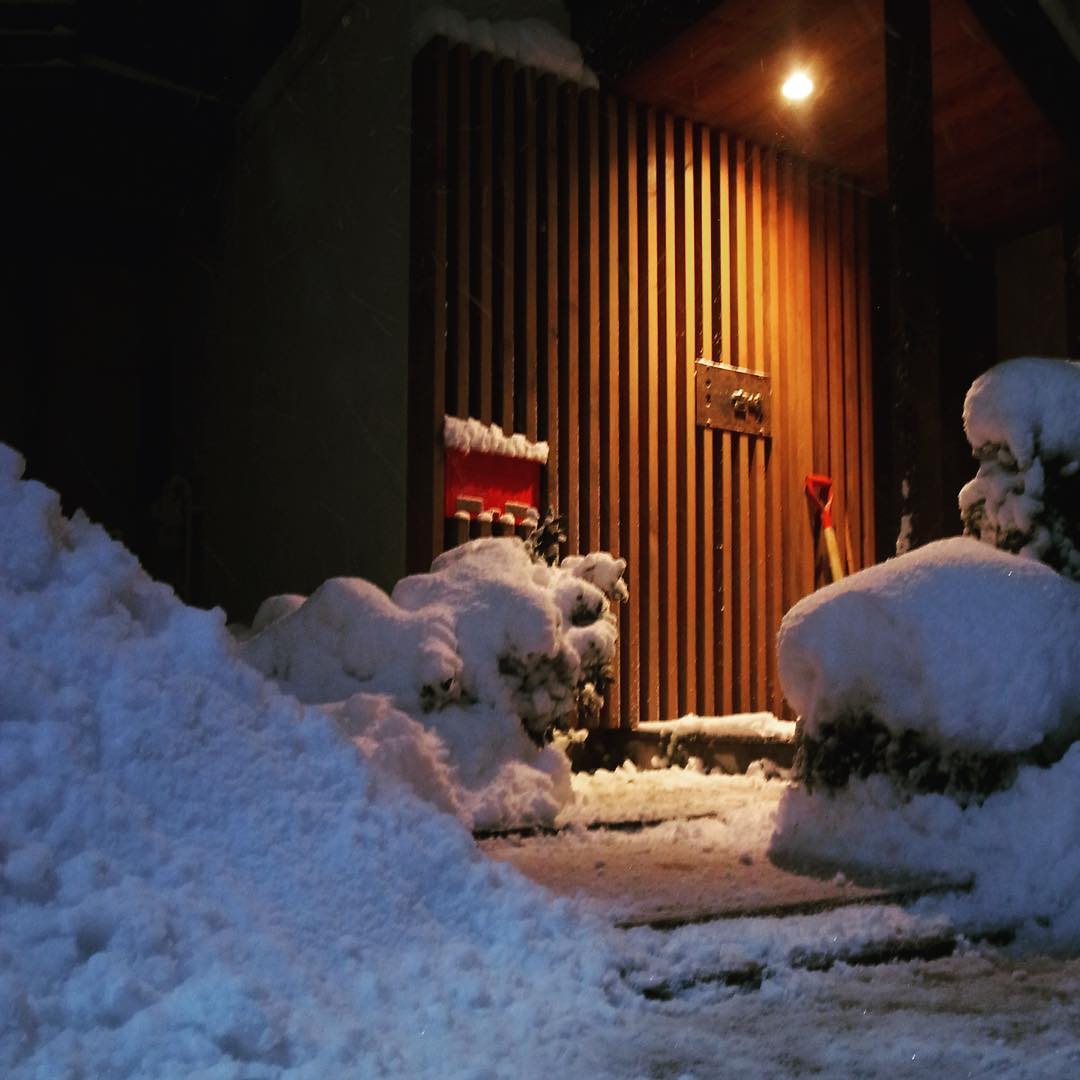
left=781, top=70, right=814, bottom=101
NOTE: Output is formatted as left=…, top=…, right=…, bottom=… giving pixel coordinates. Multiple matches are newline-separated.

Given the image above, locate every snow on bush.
left=772, top=537, right=1080, bottom=940
left=960, top=357, right=1080, bottom=580
left=239, top=536, right=627, bottom=828
left=0, top=444, right=628, bottom=1076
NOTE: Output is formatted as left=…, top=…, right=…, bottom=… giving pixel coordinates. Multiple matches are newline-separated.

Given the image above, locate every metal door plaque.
left=695, top=359, right=771, bottom=438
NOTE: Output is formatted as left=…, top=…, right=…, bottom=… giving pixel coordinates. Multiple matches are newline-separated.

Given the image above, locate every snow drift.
left=0, top=445, right=626, bottom=1077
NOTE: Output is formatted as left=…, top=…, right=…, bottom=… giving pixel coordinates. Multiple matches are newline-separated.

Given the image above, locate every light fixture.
left=781, top=70, right=814, bottom=102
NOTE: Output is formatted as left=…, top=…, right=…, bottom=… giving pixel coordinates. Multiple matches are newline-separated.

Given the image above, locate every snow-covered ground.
left=5, top=431, right=1080, bottom=1078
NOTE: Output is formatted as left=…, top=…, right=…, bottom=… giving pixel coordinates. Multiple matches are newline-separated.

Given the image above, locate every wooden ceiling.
left=617, top=0, right=1074, bottom=236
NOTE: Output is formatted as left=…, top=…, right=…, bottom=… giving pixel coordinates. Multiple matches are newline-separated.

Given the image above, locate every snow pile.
left=412, top=7, right=600, bottom=88
left=772, top=537, right=1080, bottom=941
left=240, top=537, right=627, bottom=827
left=0, top=444, right=626, bottom=1077
left=960, top=357, right=1080, bottom=580
left=444, top=415, right=549, bottom=463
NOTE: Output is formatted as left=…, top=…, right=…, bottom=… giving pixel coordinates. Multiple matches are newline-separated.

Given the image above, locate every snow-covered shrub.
left=241, top=576, right=462, bottom=711
left=393, top=537, right=627, bottom=738
left=772, top=537, right=1080, bottom=939
left=959, top=357, right=1080, bottom=580
left=238, top=535, right=627, bottom=825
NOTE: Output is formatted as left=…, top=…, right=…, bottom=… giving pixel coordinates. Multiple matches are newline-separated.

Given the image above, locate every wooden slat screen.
left=408, top=39, right=876, bottom=725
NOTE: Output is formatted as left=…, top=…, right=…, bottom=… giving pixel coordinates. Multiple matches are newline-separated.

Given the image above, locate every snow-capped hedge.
left=778, top=538, right=1080, bottom=758
left=239, top=537, right=627, bottom=826
left=773, top=537, right=1080, bottom=938
left=960, top=357, right=1080, bottom=580
left=0, top=445, right=626, bottom=1076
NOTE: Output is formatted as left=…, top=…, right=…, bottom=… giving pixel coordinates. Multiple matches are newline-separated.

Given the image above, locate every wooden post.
left=883, top=0, right=943, bottom=549
left=1066, top=197, right=1080, bottom=358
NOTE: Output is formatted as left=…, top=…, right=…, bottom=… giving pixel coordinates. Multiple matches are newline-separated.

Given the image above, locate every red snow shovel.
left=805, top=474, right=845, bottom=583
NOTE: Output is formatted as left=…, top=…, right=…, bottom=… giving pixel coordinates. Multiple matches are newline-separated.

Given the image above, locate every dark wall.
left=197, top=5, right=416, bottom=621
left=938, top=230, right=997, bottom=527
left=0, top=81, right=226, bottom=601
left=871, top=213, right=997, bottom=557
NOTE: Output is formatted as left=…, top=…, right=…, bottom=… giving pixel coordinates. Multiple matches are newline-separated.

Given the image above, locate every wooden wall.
left=408, top=39, right=875, bottom=725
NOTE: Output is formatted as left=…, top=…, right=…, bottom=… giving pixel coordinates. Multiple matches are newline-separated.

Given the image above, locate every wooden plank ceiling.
left=617, top=0, right=1073, bottom=236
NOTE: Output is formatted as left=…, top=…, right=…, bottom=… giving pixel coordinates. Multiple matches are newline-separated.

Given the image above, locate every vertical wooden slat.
left=749, top=144, right=768, bottom=709
left=618, top=99, right=640, bottom=728
left=538, top=75, right=559, bottom=516
left=781, top=153, right=799, bottom=626
left=495, top=59, right=515, bottom=430
left=600, top=97, right=620, bottom=555
left=677, top=119, right=698, bottom=715
left=732, top=138, right=751, bottom=711
left=841, top=184, right=862, bottom=573
left=717, top=132, right=735, bottom=717
left=858, top=194, right=877, bottom=566
left=470, top=54, right=494, bottom=422
left=660, top=112, right=679, bottom=721
left=810, top=175, right=830, bottom=482
left=406, top=40, right=449, bottom=574
left=641, top=107, right=661, bottom=725
left=793, top=161, right=817, bottom=602
left=825, top=180, right=845, bottom=581
left=763, top=148, right=783, bottom=712
left=514, top=68, right=538, bottom=441
left=582, top=91, right=602, bottom=554
left=696, top=125, right=715, bottom=714
left=449, top=45, right=471, bottom=422
left=443, top=45, right=472, bottom=554
left=557, top=84, right=580, bottom=550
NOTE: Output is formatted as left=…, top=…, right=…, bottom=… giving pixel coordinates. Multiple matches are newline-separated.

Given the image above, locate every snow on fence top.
left=638, top=713, right=795, bottom=742
left=444, top=414, right=550, bottom=462
left=412, top=7, right=600, bottom=88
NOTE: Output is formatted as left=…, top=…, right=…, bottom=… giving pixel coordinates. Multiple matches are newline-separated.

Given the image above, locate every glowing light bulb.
left=781, top=70, right=814, bottom=101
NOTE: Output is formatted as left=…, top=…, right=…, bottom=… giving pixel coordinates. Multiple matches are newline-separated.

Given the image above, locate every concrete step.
left=567, top=725, right=795, bottom=774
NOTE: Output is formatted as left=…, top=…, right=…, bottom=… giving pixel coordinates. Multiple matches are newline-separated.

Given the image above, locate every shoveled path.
left=478, top=769, right=969, bottom=929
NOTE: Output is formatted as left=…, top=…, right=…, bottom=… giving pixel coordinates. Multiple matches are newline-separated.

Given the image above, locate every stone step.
left=634, top=924, right=1017, bottom=1000
left=567, top=726, right=795, bottom=774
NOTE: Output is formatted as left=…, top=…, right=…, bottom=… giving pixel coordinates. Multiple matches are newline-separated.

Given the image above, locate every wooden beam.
left=965, top=0, right=1080, bottom=156
left=883, top=0, right=944, bottom=548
